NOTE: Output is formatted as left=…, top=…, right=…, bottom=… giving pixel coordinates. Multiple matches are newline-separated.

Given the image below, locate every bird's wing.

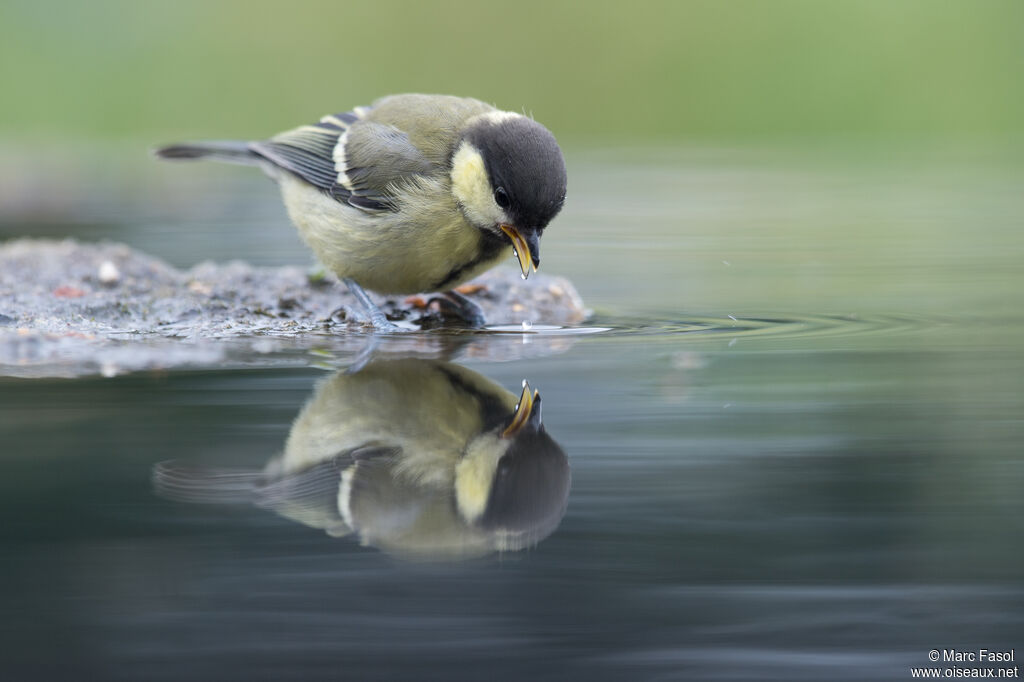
left=250, top=101, right=452, bottom=211
left=332, top=95, right=494, bottom=208
left=248, top=112, right=381, bottom=208
left=335, top=121, right=436, bottom=209
left=254, top=445, right=400, bottom=535
left=250, top=96, right=495, bottom=211
left=356, top=94, right=495, bottom=165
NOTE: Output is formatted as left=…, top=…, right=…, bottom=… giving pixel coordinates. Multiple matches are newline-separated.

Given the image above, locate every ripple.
left=483, top=324, right=613, bottom=335
left=563, top=312, right=955, bottom=343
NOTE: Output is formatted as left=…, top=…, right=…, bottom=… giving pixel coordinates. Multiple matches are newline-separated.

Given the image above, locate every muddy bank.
left=0, top=239, right=589, bottom=377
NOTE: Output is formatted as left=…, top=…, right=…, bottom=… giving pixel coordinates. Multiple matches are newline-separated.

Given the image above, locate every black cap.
left=464, top=115, right=568, bottom=232
left=477, top=427, right=571, bottom=545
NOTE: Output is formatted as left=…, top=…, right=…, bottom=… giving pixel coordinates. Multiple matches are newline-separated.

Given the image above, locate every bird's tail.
left=152, top=460, right=263, bottom=505
left=153, top=140, right=260, bottom=166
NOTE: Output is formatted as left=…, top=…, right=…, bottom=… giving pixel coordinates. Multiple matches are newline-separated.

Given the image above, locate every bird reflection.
left=154, top=358, right=571, bottom=561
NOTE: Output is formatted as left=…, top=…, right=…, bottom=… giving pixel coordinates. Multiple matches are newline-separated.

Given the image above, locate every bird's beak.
left=503, top=381, right=542, bottom=438
left=500, top=225, right=541, bottom=279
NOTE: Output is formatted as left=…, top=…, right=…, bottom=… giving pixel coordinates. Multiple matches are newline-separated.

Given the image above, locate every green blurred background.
left=2, top=0, right=1023, bottom=322
left=1, top=0, right=1022, bottom=145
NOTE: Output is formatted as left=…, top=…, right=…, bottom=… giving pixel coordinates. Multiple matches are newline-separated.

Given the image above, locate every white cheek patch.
left=454, top=436, right=508, bottom=523
left=450, top=141, right=506, bottom=229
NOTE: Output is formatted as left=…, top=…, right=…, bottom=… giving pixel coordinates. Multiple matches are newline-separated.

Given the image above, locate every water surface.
left=2, top=148, right=1022, bottom=680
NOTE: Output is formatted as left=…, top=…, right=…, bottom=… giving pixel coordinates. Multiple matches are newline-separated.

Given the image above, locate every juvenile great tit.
left=154, top=358, right=571, bottom=561
left=155, top=94, right=568, bottom=330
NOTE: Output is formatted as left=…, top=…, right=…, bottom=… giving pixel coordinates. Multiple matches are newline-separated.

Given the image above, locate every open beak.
left=503, top=381, right=542, bottom=438
left=500, top=225, right=541, bottom=279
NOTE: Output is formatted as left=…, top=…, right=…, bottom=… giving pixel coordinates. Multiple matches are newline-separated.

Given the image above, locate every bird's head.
left=450, top=112, right=567, bottom=278
left=454, top=382, right=571, bottom=550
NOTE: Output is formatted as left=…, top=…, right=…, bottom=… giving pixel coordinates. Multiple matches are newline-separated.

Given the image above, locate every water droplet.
left=512, top=249, right=518, bottom=258
left=521, top=319, right=533, bottom=331
left=522, top=379, right=528, bottom=388
left=520, top=273, right=527, bottom=280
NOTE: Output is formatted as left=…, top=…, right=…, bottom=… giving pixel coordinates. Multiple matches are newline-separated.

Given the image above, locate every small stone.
left=306, top=267, right=330, bottom=286
left=53, top=285, right=86, bottom=298
left=98, top=260, right=120, bottom=285
left=187, top=280, right=212, bottom=296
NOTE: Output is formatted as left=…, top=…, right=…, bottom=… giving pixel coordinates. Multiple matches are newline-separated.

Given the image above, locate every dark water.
left=2, top=149, right=1023, bottom=680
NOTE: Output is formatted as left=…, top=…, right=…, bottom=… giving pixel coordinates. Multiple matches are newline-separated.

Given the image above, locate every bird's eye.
left=494, top=187, right=510, bottom=209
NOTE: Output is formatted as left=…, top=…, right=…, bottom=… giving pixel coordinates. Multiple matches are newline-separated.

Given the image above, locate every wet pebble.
left=98, top=260, right=120, bottom=285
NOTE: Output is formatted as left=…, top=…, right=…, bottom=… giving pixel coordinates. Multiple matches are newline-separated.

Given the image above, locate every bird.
left=154, top=93, right=568, bottom=330
left=153, top=357, right=571, bottom=561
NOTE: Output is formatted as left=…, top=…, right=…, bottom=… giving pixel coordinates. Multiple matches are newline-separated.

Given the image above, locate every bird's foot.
left=422, top=289, right=487, bottom=328
left=364, top=310, right=402, bottom=332
left=343, top=278, right=402, bottom=332
left=326, top=304, right=398, bottom=331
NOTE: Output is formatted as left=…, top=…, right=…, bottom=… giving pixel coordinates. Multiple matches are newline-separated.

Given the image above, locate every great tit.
left=155, top=94, right=568, bottom=330
left=154, top=358, right=571, bottom=561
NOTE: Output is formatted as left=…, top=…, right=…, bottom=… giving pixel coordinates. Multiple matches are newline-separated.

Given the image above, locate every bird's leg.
left=343, top=278, right=401, bottom=332
left=427, top=289, right=487, bottom=328
left=346, top=336, right=381, bottom=374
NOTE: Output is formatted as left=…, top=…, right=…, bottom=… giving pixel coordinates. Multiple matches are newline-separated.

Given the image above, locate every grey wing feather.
left=255, top=445, right=401, bottom=535
left=249, top=107, right=436, bottom=212
left=257, top=445, right=400, bottom=508
left=339, top=122, right=434, bottom=208
left=249, top=123, right=346, bottom=197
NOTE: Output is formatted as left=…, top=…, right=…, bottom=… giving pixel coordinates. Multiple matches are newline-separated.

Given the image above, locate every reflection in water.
left=154, top=358, right=571, bottom=560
